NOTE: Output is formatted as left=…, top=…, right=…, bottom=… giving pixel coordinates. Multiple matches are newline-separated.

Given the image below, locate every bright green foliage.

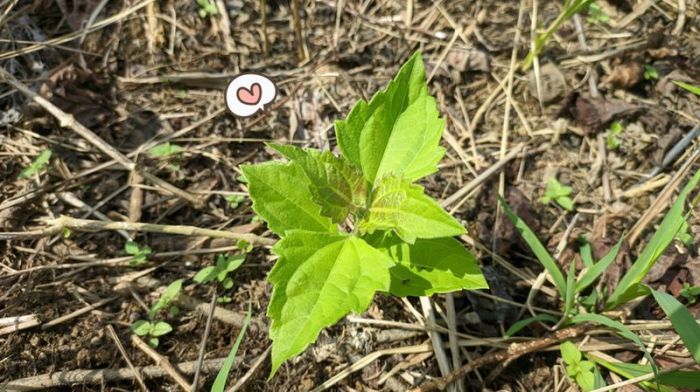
left=541, top=178, right=575, bottom=211
left=242, top=52, right=487, bottom=375
left=587, top=2, right=609, bottom=24
left=561, top=341, right=597, bottom=391
left=242, top=162, right=335, bottom=234
left=19, top=149, right=52, bottom=179
left=644, top=65, right=659, bottom=80
left=131, top=320, right=173, bottom=348
left=576, top=238, right=622, bottom=293
left=132, top=279, right=182, bottom=347
left=523, top=0, right=594, bottom=70
left=226, top=194, right=245, bottom=209
left=196, top=0, right=218, bottom=18
left=125, top=240, right=152, bottom=266
left=148, top=142, right=183, bottom=158
left=681, top=283, right=700, bottom=304
left=674, top=80, right=700, bottom=96
left=148, top=279, right=183, bottom=319
left=211, top=304, right=252, bottom=392
left=607, top=121, right=624, bottom=150
left=607, top=169, right=700, bottom=308
left=359, top=176, right=464, bottom=243
left=268, top=232, right=393, bottom=374
left=589, top=352, right=700, bottom=390
left=194, top=253, right=245, bottom=290
left=269, top=144, right=367, bottom=223
left=651, top=289, right=700, bottom=364
left=503, top=314, right=558, bottom=337
left=335, top=52, right=445, bottom=184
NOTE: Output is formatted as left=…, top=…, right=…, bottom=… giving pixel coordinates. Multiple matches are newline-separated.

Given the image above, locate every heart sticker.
left=226, top=74, right=277, bottom=118
left=236, top=83, right=262, bottom=105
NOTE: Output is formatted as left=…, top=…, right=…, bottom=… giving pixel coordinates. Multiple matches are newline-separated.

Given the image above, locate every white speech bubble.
left=225, top=73, right=277, bottom=118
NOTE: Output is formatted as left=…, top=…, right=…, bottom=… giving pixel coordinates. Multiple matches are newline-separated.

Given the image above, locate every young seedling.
left=196, top=0, right=218, bottom=18
left=226, top=194, right=246, bottom=209
left=148, top=142, right=184, bottom=158
left=681, top=283, right=700, bottom=304
left=586, top=2, right=609, bottom=24
left=606, top=121, right=624, bottom=150
left=561, top=341, right=601, bottom=391
left=131, top=279, right=183, bottom=347
left=124, top=240, right=152, bottom=267
left=193, top=253, right=245, bottom=303
left=243, top=52, right=488, bottom=374
left=19, top=149, right=52, bottom=179
left=644, top=65, right=659, bottom=80
left=541, top=177, right=575, bottom=211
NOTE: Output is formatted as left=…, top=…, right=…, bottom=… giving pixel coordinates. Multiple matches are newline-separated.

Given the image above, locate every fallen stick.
left=2, top=357, right=237, bottom=391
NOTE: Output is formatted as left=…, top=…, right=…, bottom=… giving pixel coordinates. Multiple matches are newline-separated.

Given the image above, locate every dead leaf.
left=602, top=61, right=643, bottom=89
left=529, top=63, right=568, bottom=105
left=569, top=93, right=637, bottom=134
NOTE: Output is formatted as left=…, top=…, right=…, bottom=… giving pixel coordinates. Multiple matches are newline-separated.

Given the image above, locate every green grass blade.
left=674, top=80, right=700, bottom=96
left=607, top=170, right=700, bottom=309
left=211, top=304, right=253, bottom=392
left=580, top=240, right=594, bottom=268
left=576, top=237, right=623, bottom=293
left=503, top=314, right=559, bottom=338
left=651, top=289, right=700, bottom=364
left=499, top=195, right=567, bottom=297
left=571, top=313, right=657, bottom=375
left=564, top=261, right=576, bottom=317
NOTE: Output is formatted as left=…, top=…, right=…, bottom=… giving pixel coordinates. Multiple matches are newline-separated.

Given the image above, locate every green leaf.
left=193, top=266, right=218, bottom=284
left=359, top=176, right=464, bottom=243
left=19, top=149, right=52, bottom=178
left=226, top=194, right=245, bottom=209
left=503, top=314, right=559, bottom=337
left=571, top=313, right=657, bottom=375
left=131, top=320, right=152, bottom=336
left=269, top=144, right=368, bottom=222
left=148, top=142, right=184, bottom=158
left=499, top=195, right=567, bottom=298
left=150, top=321, right=173, bottom=337
left=149, top=279, right=183, bottom=319
left=564, top=261, right=577, bottom=317
left=651, top=289, right=700, bottom=364
left=576, top=237, right=623, bottom=293
left=588, top=352, right=695, bottom=390
left=674, top=80, right=700, bottom=96
left=169, top=306, right=180, bottom=317
left=575, top=369, right=595, bottom=392
left=644, top=65, right=659, bottom=80
left=367, top=233, right=488, bottom=296
left=335, top=51, right=445, bottom=184
left=242, top=162, right=335, bottom=235
left=211, top=304, right=252, bottom=392
left=267, top=231, right=393, bottom=375
left=222, top=277, right=234, bottom=289
left=560, top=341, right=582, bottom=365
left=557, top=196, right=575, bottom=211
left=125, top=241, right=140, bottom=255
left=148, top=337, right=159, bottom=348
left=607, top=169, right=700, bottom=308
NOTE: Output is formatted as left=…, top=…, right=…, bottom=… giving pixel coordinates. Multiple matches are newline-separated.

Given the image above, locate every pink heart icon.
left=236, top=83, right=262, bottom=105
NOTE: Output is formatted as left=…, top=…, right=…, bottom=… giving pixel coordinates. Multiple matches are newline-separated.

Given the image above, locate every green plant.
left=523, top=0, right=594, bottom=70
left=674, top=80, right=700, bottom=96
left=19, top=149, right=52, bottom=179
left=148, top=142, right=183, bottom=158
left=681, top=283, right=700, bottom=304
left=197, top=0, right=218, bottom=18
left=226, top=194, right=245, bottom=209
left=243, top=52, right=487, bottom=374
left=607, top=121, right=624, bottom=150
left=644, top=65, right=659, bottom=80
left=500, top=169, right=700, bottom=387
left=194, top=253, right=245, bottom=303
left=561, top=341, right=603, bottom=391
left=211, top=304, right=252, bottom=392
left=132, top=279, right=183, bottom=347
left=125, top=240, right=152, bottom=266
left=541, top=178, right=575, bottom=211
left=587, top=2, right=609, bottom=24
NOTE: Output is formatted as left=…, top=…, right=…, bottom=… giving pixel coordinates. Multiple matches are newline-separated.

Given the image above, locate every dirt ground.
left=1, top=0, right=700, bottom=391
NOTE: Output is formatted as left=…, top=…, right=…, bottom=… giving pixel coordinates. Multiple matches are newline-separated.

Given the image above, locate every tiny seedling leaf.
left=149, top=279, right=183, bottom=319
left=19, top=149, right=52, bottom=178
left=124, top=241, right=140, bottom=255
left=576, top=237, right=623, bottom=293
left=131, top=320, right=152, bottom=336
left=560, top=341, right=582, bottom=365
left=148, top=142, right=184, bottom=158
left=193, top=266, right=218, bottom=284
left=150, top=321, right=173, bottom=337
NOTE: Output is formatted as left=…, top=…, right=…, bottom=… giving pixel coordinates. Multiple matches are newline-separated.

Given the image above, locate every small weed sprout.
left=124, top=241, right=152, bottom=266
left=586, top=2, right=609, bottom=24
left=193, top=253, right=246, bottom=303
left=131, top=279, right=183, bottom=347
left=644, top=64, right=659, bottom=80
left=561, top=341, right=600, bottom=391
left=226, top=194, right=245, bottom=209
left=196, top=0, right=218, bottom=18
left=541, top=178, right=575, bottom=211
left=606, top=121, right=624, bottom=150
left=19, top=149, right=52, bottom=179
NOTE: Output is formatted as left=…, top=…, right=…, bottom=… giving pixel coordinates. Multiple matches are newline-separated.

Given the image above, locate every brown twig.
left=131, top=335, right=191, bottom=392
left=106, top=325, right=148, bottom=392
left=409, top=325, right=591, bottom=392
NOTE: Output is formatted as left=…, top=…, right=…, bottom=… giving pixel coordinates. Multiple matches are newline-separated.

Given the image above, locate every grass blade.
left=607, top=170, right=700, bottom=308
left=564, top=261, right=576, bottom=317
left=503, top=314, right=559, bottom=338
left=651, top=289, right=700, bottom=364
left=576, top=237, right=623, bottom=293
left=499, top=196, right=566, bottom=297
left=211, top=304, right=253, bottom=392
